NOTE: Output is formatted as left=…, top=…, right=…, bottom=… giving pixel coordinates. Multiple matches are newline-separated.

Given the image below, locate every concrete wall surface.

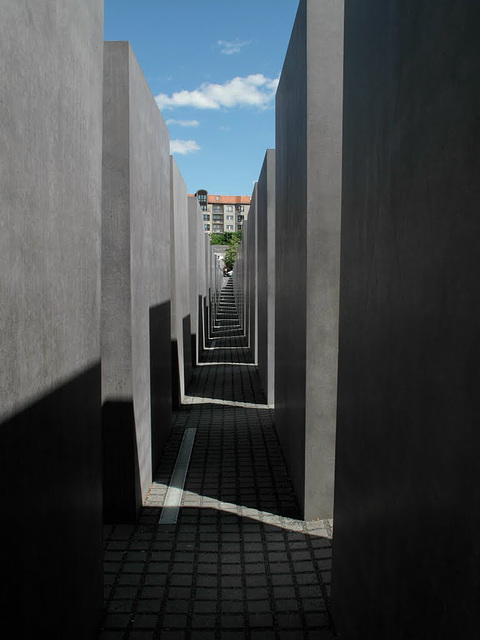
left=209, top=244, right=224, bottom=333
left=275, top=0, right=344, bottom=519
left=102, top=42, right=172, bottom=523
left=257, top=150, right=276, bottom=405
left=332, top=2, right=480, bottom=638
left=170, top=157, right=192, bottom=406
left=0, top=1, right=104, bottom=638
left=247, top=184, right=258, bottom=362
left=188, top=196, right=207, bottom=364
left=234, top=238, right=246, bottom=334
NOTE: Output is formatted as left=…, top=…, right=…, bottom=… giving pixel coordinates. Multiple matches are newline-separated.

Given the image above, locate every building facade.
left=193, top=189, right=250, bottom=234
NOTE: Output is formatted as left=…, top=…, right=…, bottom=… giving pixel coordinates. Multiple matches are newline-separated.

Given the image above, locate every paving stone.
left=220, top=614, right=245, bottom=628
left=221, top=575, right=242, bottom=588
left=196, top=575, right=217, bottom=588
left=250, top=630, right=275, bottom=640
left=162, top=614, right=189, bottom=629
left=131, top=614, right=157, bottom=629
left=278, top=631, right=309, bottom=640
left=163, top=600, right=190, bottom=614
left=143, top=573, right=167, bottom=586
left=135, top=600, right=162, bottom=613
left=195, top=587, right=218, bottom=600
left=305, top=612, right=329, bottom=628
left=106, top=600, right=135, bottom=614
left=157, top=633, right=186, bottom=640
left=191, top=614, right=217, bottom=628
left=139, top=586, right=165, bottom=599
left=276, top=612, right=304, bottom=629
left=194, top=600, right=217, bottom=614
left=126, top=632, right=155, bottom=640
left=221, top=600, right=244, bottom=614
left=248, top=612, right=274, bottom=627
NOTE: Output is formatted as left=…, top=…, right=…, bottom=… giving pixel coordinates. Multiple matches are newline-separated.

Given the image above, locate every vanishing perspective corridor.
left=98, top=279, right=335, bottom=639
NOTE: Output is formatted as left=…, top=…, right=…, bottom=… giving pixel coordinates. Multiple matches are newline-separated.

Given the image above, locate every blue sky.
left=104, top=0, right=299, bottom=196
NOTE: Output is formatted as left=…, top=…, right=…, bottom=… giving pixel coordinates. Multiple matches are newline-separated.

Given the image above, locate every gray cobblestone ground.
left=98, top=279, right=336, bottom=639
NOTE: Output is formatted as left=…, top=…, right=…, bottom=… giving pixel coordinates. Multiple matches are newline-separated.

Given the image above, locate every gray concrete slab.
left=170, top=157, right=193, bottom=406
left=0, top=1, right=104, bottom=638
left=275, top=0, right=344, bottom=520
left=332, top=1, right=480, bottom=637
left=257, top=150, right=276, bottom=406
left=188, top=196, right=208, bottom=365
left=102, top=42, right=172, bottom=523
left=247, top=184, right=259, bottom=364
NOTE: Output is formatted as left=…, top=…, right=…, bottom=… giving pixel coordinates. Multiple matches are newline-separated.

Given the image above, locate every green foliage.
left=210, top=230, right=242, bottom=271
left=210, top=231, right=242, bottom=246
left=224, top=242, right=239, bottom=271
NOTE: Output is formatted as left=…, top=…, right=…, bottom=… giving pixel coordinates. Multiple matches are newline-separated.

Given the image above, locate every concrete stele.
left=274, top=0, right=344, bottom=520
left=102, top=41, right=172, bottom=523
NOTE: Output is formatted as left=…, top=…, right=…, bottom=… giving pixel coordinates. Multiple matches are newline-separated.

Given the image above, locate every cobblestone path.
left=98, top=278, right=335, bottom=639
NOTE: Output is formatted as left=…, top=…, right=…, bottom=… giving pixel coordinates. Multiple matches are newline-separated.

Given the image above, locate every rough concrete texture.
left=257, top=150, right=276, bottom=405
left=275, top=0, right=344, bottom=520
left=170, top=157, right=193, bottom=407
left=247, top=184, right=259, bottom=363
left=332, top=2, right=480, bottom=638
left=209, top=245, right=224, bottom=334
left=234, top=234, right=247, bottom=336
left=188, top=196, right=207, bottom=364
left=0, top=1, right=104, bottom=638
left=102, top=42, right=172, bottom=523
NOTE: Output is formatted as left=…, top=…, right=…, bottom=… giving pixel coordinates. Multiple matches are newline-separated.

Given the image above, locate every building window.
left=203, top=214, right=210, bottom=221
left=237, top=224, right=242, bottom=231
left=226, top=205, right=233, bottom=212
left=213, top=204, right=223, bottom=213
left=226, top=215, right=233, bottom=220
left=204, top=224, right=210, bottom=231
left=236, top=205, right=244, bottom=212
left=213, top=225, right=223, bottom=232
left=201, top=204, right=207, bottom=211
left=226, top=225, right=234, bottom=230
left=237, top=215, right=244, bottom=222
left=197, top=189, right=208, bottom=204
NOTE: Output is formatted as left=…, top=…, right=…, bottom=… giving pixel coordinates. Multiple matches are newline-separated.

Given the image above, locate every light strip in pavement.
left=159, top=427, right=197, bottom=525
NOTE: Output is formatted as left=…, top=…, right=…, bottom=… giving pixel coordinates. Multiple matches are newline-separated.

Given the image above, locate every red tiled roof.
left=207, top=195, right=250, bottom=205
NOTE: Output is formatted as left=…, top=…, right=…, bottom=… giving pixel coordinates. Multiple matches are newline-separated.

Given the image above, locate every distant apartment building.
left=193, top=189, right=251, bottom=234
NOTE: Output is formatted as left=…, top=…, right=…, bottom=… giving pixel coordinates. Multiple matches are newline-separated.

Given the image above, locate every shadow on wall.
left=191, top=295, right=208, bottom=369
left=171, top=337, right=181, bottom=410
left=104, top=301, right=173, bottom=524
left=102, top=400, right=143, bottom=524
left=171, top=314, right=193, bottom=411
left=183, top=313, right=192, bottom=386
left=150, top=301, right=172, bottom=476
left=1, top=363, right=103, bottom=640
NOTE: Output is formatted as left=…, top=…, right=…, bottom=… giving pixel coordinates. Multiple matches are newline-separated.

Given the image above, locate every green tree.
left=209, top=231, right=242, bottom=270
left=224, top=239, right=240, bottom=271
left=209, top=231, right=242, bottom=246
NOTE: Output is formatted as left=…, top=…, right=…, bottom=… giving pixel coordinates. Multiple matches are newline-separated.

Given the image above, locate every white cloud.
left=155, top=74, right=279, bottom=111
left=166, top=119, right=200, bottom=127
left=170, top=139, right=201, bottom=155
left=218, top=39, right=251, bottom=55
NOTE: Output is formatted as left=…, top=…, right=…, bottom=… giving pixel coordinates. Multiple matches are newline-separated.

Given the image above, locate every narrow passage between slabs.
left=99, top=277, right=336, bottom=640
